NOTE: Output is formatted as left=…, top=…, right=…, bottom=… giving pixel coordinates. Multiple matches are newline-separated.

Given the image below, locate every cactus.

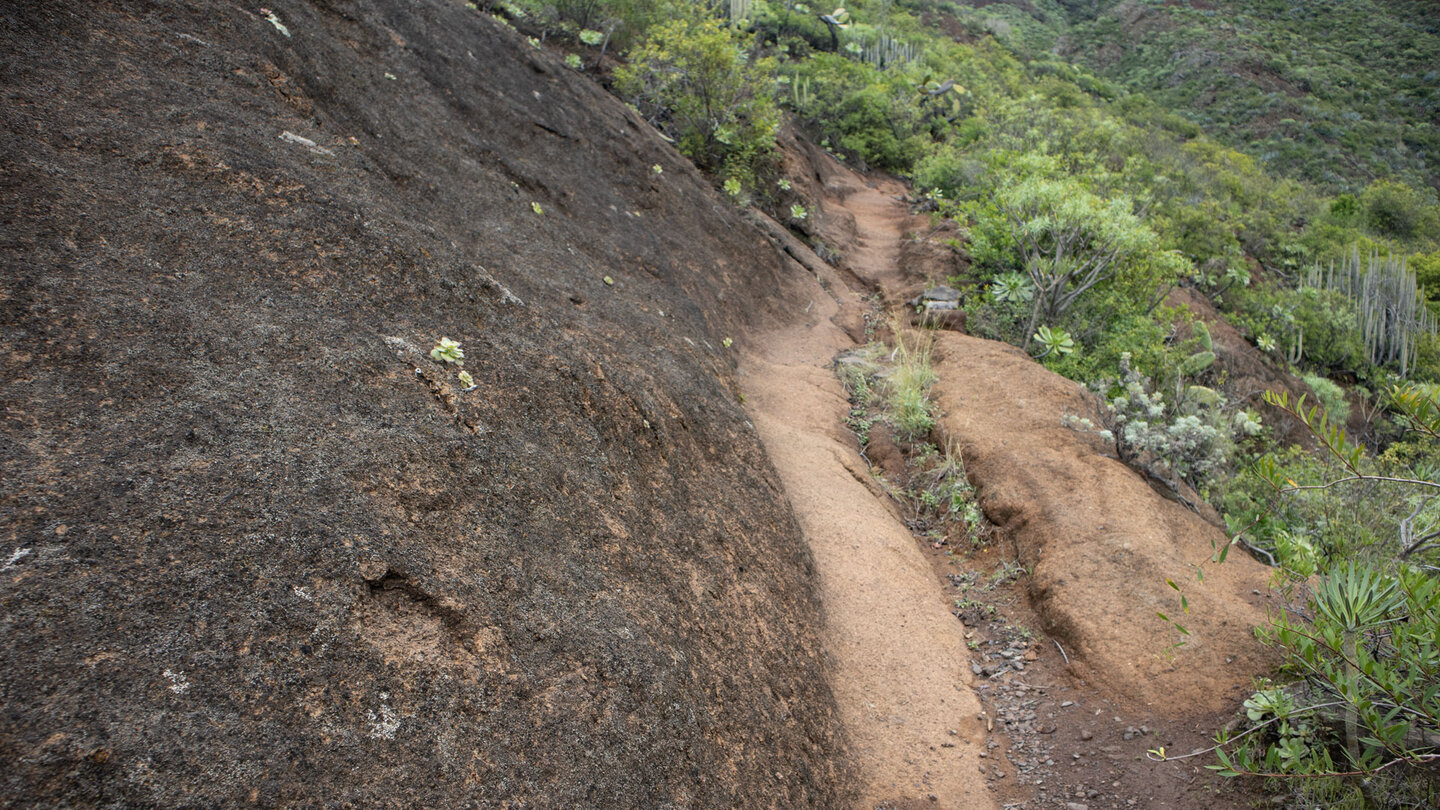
left=844, top=28, right=920, bottom=69
left=1304, top=246, right=1436, bottom=377
left=1181, top=350, right=1216, bottom=376
left=1193, top=320, right=1213, bottom=352
left=724, top=0, right=751, bottom=23
left=1187, top=385, right=1223, bottom=407
left=790, top=75, right=813, bottom=110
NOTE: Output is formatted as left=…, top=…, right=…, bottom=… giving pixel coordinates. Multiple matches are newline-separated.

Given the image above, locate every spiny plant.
left=1304, top=246, right=1436, bottom=377
left=1188, top=388, right=1440, bottom=799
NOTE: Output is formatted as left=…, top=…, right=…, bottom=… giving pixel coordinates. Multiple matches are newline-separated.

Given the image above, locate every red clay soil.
left=931, top=333, right=1275, bottom=715
left=739, top=194, right=995, bottom=806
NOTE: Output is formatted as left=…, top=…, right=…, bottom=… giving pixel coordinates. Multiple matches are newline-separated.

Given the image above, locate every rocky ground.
left=1, top=2, right=853, bottom=805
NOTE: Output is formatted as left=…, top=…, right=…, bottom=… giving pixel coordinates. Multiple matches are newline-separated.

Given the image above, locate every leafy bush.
left=1360, top=179, right=1440, bottom=242
left=1228, top=285, right=1369, bottom=375
left=615, top=18, right=780, bottom=189
left=507, top=0, right=691, bottom=51
left=1207, top=389, right=1440, bottom=802
left=983, top=154, right=1190, bottom=350
left=784, top=54, right=933, bottom=171
left=1091, top=354, right=1252, bottom=492
left=1301, top=373, right=1349, bottom=425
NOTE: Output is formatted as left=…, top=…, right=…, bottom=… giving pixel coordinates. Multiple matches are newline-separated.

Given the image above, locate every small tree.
left=992, top=168, right=1187, bottom=348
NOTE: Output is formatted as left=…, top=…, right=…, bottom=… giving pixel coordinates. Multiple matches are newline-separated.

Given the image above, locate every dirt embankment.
left=930, top=336, right=1274, bottom=714
left=755, top=139, right=1275, bottom=809
left=785, top=136, right=1274, bottom=720
left=1, top=2, right=851, bottom=806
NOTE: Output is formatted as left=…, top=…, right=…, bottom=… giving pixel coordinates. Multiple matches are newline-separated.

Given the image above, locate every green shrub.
left=1360, top=179, right=1440, bottom=241
left=1207, top=389, right=1440, bottom=801
left=984, top=154, right=1190, bottom=350
left=508, top=0, right=692, bottom=51
left=784, top=54, right=931, bottom=171
left=1088, top=353, right=1249, bottom=492
left=1301, top=373, right=1350, bottom=425
left=615, top=18, right=780, bottom=189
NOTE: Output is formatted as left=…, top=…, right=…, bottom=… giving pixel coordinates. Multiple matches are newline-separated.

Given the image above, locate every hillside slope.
left=953, top=0, right=1440, bottom=190
left=0, top=2, right=851, bottom=806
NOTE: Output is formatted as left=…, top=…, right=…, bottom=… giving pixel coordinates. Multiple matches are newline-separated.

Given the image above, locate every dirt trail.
left=740, top=176, right=996, bottom=809
left=741, top=150, right=1275, bottom=808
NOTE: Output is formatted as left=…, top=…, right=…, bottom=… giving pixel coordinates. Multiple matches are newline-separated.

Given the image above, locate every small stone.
left=1065, top=803, right=1090, bottom=810
left=1061, top=701, right=1075, bottom=708
left=1079, top=730, right=1093, bottom=741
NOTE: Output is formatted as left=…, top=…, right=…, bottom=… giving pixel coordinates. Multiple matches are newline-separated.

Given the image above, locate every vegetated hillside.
left=946, top=0, right=1440, bottom=191
left=0, top=1, right=852, bottom=806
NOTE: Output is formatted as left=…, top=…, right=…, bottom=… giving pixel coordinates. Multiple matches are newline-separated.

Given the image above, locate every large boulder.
left=0, top=2, right=848, bottom=806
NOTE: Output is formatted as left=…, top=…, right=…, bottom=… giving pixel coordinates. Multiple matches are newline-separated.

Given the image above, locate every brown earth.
left=1, top=2, right=854, bottom=806
left=930, top=334, right=1275, bottom=714
left=739, top=185, right=994, bottom=808
left=748, top=135, right=1275, bottom=808
left=2, top=1, right=1287, bottom=808
left=788, top=149, right=1274, bottom=719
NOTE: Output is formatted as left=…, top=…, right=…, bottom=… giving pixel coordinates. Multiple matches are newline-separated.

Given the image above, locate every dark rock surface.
left=0, top=2, right=849, bottom=806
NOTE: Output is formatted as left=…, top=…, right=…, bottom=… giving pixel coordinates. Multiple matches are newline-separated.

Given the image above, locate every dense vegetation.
left=940, top=0, right=1440, bottom=194
left=487, top=0, right=1439, bottom=803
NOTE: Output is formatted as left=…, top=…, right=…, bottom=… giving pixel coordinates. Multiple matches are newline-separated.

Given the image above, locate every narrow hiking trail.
left=740, top=151, right=1275, bottom=809
left=740, top=175, right=996, bottom=810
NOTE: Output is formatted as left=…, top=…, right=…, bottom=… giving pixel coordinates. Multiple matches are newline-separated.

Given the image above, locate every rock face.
left=0, top=2, right=848, bottom=806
